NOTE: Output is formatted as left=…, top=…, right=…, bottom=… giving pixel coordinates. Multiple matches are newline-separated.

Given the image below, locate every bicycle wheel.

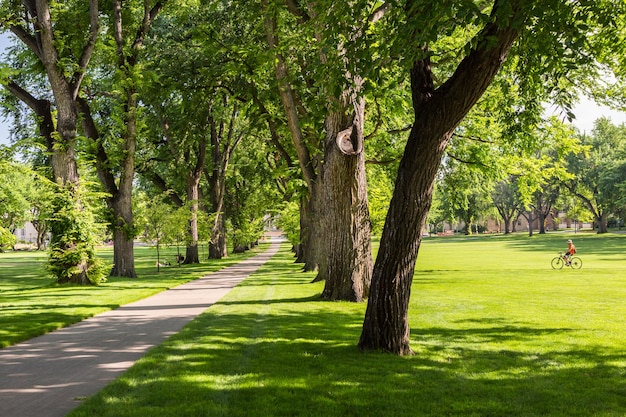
left=569, top=257, right=582, bottom=269
left=551, top=256, right=564, bottom=269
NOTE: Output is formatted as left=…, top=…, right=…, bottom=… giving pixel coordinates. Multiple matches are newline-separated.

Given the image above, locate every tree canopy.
left=1, top=0, right=626, bottom=354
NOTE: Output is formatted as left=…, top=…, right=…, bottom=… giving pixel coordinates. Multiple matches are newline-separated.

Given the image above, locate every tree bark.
left=206, top=102, right=240, bottom=259
left=263, top=1, right=372, bottom=299
left=107, top=0, right=163, bottom=276
left=183, top=134, right=207, bottom=264
left=78, top=98, right=138, bottom=278
left=296, top=195, right=319, bottom=271
left=184, top=177, right=201, bottom=264
left=359, top=2, right=521, bottom=354
left=263, top=1, right=320, bottom=270
left=7, top=0, right=101, bottom=284
left=317, top=95, right=372, bottom=301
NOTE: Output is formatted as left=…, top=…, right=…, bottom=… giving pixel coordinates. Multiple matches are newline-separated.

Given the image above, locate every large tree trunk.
left=6, top=0, right=101, bottom=285
left=111, top=227, right=135, bottom=276
left=263, top=2, right=372, bottom=299
left=108, top=98, right=137, bottom=278
left=316, top=97, right=372, bottom=301
left=359, top=5, right=520, bottom=354
left=78, top=97, right=137, bottom=278
left=359, top=123, right=445, bottom=355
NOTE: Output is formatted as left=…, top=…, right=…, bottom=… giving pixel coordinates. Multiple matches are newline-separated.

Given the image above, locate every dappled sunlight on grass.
left=0, top=244, right=263, bottom=347
left=68, top=237, right=626, bottom=417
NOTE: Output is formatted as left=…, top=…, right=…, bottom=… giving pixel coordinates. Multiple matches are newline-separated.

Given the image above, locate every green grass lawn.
left=0, top=244, right=260, bottom=348
left=64, top=232, right=626, bottom=417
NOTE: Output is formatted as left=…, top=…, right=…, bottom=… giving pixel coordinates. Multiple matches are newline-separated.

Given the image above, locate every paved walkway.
left=0, top=242, right=280, bottom=417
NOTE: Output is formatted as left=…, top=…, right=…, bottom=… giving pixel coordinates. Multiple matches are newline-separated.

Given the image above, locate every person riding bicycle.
left=564, top=239, right=576, bottom=265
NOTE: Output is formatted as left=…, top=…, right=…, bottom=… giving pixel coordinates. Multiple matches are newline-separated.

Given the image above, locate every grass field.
left=0, top=244, right=259, bottom=348
left=58, top=232, right=626, bottom=417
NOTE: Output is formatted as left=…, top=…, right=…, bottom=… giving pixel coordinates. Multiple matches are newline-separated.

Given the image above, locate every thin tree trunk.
left=183, top=136, right=206, bottom=264
left=297, top=196, right=319, bottom=270
left=184, top=177, right=201, bottom=264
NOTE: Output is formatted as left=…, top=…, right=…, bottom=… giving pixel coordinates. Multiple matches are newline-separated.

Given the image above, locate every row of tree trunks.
left=263, top=1, right=372, bottom=301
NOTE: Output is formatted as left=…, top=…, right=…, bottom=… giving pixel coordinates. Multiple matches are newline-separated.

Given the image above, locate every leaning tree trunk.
left=359, top=117, right=448, bottom=355
left=359, top=8, right=520, bottom=354
left=316, top=97, right=372, bottom=301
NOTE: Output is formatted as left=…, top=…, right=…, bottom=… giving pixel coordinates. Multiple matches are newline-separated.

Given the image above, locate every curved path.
left=0, top=242, right=281, bottom=417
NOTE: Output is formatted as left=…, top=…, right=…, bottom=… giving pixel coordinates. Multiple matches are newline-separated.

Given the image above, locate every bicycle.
left=551, top=252, right=582, bottom=269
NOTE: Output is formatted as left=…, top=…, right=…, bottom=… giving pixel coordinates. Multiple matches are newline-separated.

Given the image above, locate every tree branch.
left=283, top=0, right=309, bottom=23
left=7, top=25, right=41, bottom=60
left=370, top=2, right=391, bottom=24
left=70, top=0, right=99, bottom=99
left=452, top=132, right=494, bottom=144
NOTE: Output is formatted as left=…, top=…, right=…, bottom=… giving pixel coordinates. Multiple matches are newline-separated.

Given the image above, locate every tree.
left=78, top=0, right=166, bottom=277
left=0, top=226, right=16, bottom=251
left=136, top=191, right=182, bottom=271
left=0, top=160, right=32, bottom=236
left=0, top=0, right=104, bottom=284
left=261, top=0, right=374, bottom=301
left=492, top=177, right=523, bottom=234
left=563, top=118, right=626, bottom=233
left=360, top=0, right=615, bottom=354
left=225, top=127, right=279, bottom=253
left=438, top=159, right=494, bottom=235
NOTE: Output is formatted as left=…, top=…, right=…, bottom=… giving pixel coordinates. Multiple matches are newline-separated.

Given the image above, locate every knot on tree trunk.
left=335, top=125, right=362, bottom=155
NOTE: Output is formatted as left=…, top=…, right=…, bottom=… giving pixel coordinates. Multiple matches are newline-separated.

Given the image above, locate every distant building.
left=12, top=222, right=38, bottom=243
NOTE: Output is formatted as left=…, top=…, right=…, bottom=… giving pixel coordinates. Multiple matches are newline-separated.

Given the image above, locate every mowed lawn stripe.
left=67, top=233, right=626, bottom=417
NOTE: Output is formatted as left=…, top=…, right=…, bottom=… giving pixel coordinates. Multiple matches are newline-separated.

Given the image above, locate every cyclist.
left=564, top=239, right=576, bottom=266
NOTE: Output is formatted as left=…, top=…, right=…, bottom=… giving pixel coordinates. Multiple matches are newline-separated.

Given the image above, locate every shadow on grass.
left=71, top=304, right=626, bottom=417
left=423, top=232, right=626, bottom=256
left=498, top=233, right=626, bottom=256
left=0, top=308, right=117, bottom=348
left=69, top=244, right=626, bottom=417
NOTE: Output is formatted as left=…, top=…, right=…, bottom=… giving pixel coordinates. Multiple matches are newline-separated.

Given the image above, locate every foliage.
left=0, top=159, right=33, bottom=231
left=47, top=183, right=108, bottom=285
left=0, top=226, right=16, bottom=251
left=437, top=159, right=495, bottom=235
left=277, top=200, right=300, bottom=247
left=136, top=192, right=187, bottom=248
left=366, top=165, right=393, bottom=236
left=564, top=117, right=626, bottom=232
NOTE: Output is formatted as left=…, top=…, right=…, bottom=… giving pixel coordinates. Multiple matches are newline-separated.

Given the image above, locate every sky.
left=1, top=33, right=626, bottom=147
